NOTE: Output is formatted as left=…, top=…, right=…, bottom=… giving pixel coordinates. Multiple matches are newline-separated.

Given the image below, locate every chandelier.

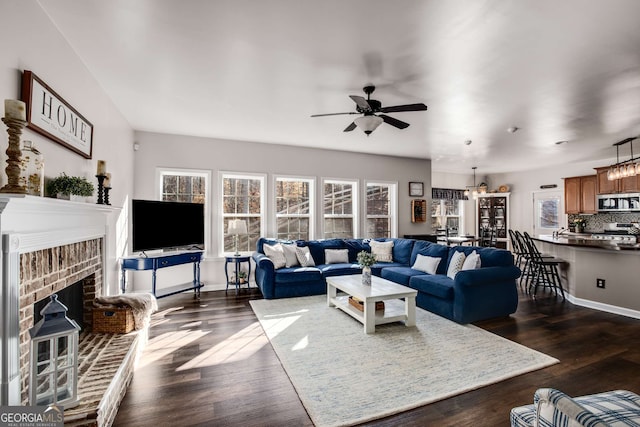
left=463, top=166, right=479, bottom=199
left=607, top=136, right=640, bottom=181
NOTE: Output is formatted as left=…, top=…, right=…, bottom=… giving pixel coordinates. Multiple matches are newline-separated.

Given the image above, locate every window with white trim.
left=365, top=182, right=397, bottom=238
left=431, top=199, right=463, bottom=234
left=323, top=179, right=357, bottom=239
left=275, top=176, right=314, bottom=240
left=157, top=168, right=210, bottom=253
left=221, top=173, right=265, bottom=254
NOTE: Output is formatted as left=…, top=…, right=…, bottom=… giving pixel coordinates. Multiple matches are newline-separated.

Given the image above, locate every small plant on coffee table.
left=357, top=251, right=376, bottom=268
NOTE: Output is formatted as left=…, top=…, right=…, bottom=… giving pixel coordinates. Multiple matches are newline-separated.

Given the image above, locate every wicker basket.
left=348, top=296, right=384, bottom=312
left=93, top=307, right=134, bottom=334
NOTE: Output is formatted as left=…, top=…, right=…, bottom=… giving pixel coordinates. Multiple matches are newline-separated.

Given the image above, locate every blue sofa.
left=251, top=237, right=521, bottom=324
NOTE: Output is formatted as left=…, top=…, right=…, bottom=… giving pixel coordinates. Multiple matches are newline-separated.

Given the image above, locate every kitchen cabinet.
left=596, top=168, right=617, bottom=194
left=564, top=175, right=596, bottom=214
left=620, top=174, right=639, bottom=193
left=596, top=167, right=640, bottom=194
left=581, top=175, right=597, bottom=213
left=475, top=193, right=509, bottom=249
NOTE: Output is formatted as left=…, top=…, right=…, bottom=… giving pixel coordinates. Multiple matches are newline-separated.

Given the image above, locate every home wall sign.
left=21, top=70, right=93, bottom=159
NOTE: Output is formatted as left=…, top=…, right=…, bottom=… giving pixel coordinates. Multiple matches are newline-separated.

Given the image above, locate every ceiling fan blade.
left=380, top=114, right=410, bottom=129
left=349, top=95, right=372, bottom=112
left=311, top=112, right=357, bottom=117
left=379, top=103, right=428, bottom=113
left=343, top=122, right=357, bottom=132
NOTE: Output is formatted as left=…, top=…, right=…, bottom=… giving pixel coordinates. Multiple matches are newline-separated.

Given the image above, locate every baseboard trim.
left=566, top=293, right=640, bottom=320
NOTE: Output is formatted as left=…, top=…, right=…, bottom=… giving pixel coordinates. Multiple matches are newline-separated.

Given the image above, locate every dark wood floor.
left=113, top=286, right=640, bottom=427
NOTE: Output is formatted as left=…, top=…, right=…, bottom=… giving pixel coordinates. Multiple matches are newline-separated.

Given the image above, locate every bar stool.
left=515, top=230, right=554, bottom=291
left=508, top=229, right=525, bottom=267
left=522, top=232, right=566, bottom=300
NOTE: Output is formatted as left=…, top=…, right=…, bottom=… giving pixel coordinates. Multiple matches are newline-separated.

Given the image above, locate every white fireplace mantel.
left=0, top=194, right=120, bottom=405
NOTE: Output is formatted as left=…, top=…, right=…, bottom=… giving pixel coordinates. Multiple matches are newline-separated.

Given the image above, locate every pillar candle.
left=97, top=160, right=107, bottom=175
left=104, top=173, right=111, bottom=188
left=4, top=99, right=26, bottom=121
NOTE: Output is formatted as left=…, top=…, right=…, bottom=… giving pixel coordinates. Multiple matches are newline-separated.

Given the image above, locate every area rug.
left=250, top=295, right=558, bottom=427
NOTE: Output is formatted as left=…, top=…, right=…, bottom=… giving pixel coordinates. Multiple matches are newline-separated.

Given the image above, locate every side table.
left=225, top=255, right=251, bottom=295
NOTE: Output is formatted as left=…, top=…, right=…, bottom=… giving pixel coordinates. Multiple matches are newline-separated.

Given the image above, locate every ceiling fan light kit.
left=354, top=115, right=383, bottom=135
left=311, top=84, right=427, bottom=136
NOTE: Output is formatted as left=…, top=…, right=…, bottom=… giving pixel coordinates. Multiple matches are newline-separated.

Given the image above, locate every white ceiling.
left=38, top=0, right=640, bottom=174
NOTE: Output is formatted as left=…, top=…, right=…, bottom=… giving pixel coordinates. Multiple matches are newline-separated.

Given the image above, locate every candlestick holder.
left=0, top=117, right=27, bottom=194
left=104, top=187, right=111, bottom=206
left=96, top=174, right=106, bottom=204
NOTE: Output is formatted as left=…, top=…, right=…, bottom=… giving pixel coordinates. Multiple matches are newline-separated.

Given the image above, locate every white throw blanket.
left=93, top=293, right=158, bottom=330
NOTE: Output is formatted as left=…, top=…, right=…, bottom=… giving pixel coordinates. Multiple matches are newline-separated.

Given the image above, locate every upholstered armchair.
left=510, top=388, right=640, bottom=427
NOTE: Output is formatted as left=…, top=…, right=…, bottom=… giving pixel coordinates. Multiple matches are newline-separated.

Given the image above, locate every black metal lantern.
left=29, top=294, right=80, bottom=408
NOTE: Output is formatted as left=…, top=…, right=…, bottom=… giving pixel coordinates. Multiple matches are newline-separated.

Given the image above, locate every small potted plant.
left=238, top=271, right=248, bottom=284
left=357, top=250, right=377, bottom=286
left=46, top=173, right=94, bottom=201
left=573, top=218, right=586, bottom=234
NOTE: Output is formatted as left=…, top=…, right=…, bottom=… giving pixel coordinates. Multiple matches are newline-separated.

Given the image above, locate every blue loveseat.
left=251, top=237, right=521, bottom=324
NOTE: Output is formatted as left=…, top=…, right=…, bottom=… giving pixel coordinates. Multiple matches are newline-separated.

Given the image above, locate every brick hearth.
left=64, top=332, right=145, bottom=427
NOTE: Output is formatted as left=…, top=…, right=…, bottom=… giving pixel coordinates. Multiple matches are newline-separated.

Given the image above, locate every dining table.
left=445, top=235, right=477, bottom=246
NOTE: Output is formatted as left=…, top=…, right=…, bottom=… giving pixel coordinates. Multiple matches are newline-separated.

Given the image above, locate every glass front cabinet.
left=475, top=193, right=510, bottom=249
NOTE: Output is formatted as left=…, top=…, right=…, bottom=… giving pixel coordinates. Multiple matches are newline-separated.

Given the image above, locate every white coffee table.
left=326, top=275, right=417, bottom=334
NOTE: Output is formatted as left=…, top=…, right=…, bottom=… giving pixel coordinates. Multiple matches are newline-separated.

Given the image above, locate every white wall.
left=131, top=131, right=432, bottom=290
left=0, top=1, right=135, bottom=294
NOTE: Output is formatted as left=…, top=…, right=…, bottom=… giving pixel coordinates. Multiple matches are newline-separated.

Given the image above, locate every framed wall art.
left=409, top=181, right=424, bottom=197
left=21, top=70, right=94, bottom=159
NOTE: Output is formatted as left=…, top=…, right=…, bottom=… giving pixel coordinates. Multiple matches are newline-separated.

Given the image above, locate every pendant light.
left=608, top=137, right=639, bottom=181
left=464, top=167, right=479, bottom=199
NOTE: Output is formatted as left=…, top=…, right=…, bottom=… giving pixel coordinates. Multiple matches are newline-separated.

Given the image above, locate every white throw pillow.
left=281, top=244, right=300, bottom=268
left=325, top=248, right=349, bottom=264
left=412, top=254, right=440, bottom=275
left=369, top=240, right=394, bottom=263
left=461, top=250, right=481, bottom=271
left=295, top=246, right=316, bottom=267
left=447, top=251, right=467, bottom=279
left=263, top=243, right=286, bottom=269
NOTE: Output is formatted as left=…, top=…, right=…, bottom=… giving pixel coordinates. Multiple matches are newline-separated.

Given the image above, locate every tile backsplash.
left=568, top=213, right=640, bottom=232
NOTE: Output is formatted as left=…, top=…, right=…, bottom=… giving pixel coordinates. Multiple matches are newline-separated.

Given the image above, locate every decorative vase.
left=575, top=225, right=583, bottom=234
left=362, top=266, right=372, bottom=286
left=19, top=140, right=44, bottom=196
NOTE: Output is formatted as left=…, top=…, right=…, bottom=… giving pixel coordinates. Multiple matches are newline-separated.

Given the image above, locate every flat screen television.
left=132, top=199, right=205, bottom=252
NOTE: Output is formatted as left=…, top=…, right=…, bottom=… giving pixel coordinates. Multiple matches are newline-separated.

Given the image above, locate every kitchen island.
left=532, top=234, right=640, bottom=318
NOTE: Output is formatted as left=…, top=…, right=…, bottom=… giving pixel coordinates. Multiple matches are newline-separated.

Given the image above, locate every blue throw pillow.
left=390, top=238, right=414, bottom=265
left=344, top=239, right=370, bottom=262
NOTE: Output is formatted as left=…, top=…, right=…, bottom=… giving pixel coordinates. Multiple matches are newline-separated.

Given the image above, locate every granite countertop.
left=534, top=234, right=640, bottom=251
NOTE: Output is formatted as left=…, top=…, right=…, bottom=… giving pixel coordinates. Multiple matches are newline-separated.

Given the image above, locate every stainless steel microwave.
left=597, top=193, right=640, bottom=212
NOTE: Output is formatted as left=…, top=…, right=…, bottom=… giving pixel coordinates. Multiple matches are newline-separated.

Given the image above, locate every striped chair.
left=510, top=388, right=640, bottom=427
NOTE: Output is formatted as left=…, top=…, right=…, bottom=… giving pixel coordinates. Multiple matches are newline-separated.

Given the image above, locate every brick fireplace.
left=19, top=239, right=103, bottom=403
left=0, top=195, right=118, bottom=406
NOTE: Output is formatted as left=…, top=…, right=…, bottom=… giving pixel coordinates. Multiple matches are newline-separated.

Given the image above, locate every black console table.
left=120, top=251, right=204, bottom=298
